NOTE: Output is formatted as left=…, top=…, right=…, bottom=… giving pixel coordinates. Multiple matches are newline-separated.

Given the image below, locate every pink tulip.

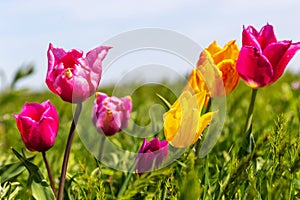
left=135, top=138, right=168, bottom=175
left=14, top=100, right=59, bottom=152
left=92, top=92, right=132, bottom=136
left=46, top=43, right=111, bottom=103
left=236, top=24, right=300, bottom=88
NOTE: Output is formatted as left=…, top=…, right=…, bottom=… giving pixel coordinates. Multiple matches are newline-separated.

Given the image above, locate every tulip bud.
left=135, top=138, right=168, bottom=175
left=14, top=100, right=59, bottom=152
left=92, top=92, right=132, bottom=136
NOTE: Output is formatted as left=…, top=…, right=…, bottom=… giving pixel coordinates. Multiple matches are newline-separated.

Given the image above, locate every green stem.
left=57, top=103, right=82, bottom=200
left=195, top=98, right=211, bottom=158
left=117, top=161, right=136, bottom=198
left=98, top=136, right=106, bottom=161
left=42, top=152, right=56, bottom=197
left=243, top=89, right=258, bottom=135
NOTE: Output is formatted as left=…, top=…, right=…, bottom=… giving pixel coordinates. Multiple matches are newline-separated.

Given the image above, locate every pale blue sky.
left=1, top=0, right=300, bottom=90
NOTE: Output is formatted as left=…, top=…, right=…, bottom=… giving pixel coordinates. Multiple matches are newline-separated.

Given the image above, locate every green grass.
left=1, top=72, right=300, bottom=199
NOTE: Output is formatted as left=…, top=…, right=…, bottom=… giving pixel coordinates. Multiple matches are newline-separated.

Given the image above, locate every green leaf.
left=156, top=93, right=172, bottom=109
left=11, top=148, right=43, bottom=183
left=10, top=64, right=34, bottom=89
left=31, top=180, right=55, bottom=200
left=0, top=162, right=25, bottom=183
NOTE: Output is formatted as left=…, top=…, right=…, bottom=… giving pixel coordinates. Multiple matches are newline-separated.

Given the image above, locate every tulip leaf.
left=0, top=162, right=26, bottom=184
left=156, top=93, right=172, bottom=109
left=10, top=64, right=34, bottom=89
left=31, top=180, right=55, bottom=200
left=11, top=148, right=44, bottom=183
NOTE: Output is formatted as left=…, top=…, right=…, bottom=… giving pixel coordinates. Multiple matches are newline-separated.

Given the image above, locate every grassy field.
left=1, top=71, right=300, bottom=199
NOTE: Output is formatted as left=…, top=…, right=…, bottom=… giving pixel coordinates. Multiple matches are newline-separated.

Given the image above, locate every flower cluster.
left=12, top=23, right=300, bottom=198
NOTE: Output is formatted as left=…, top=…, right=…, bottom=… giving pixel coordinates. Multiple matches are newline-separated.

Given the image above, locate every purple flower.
left=135, top=138, right=168, bottom=175
left=46, top=43, right=111, bottom=103
left=14, top=100, right=59, bottom=152
left=92, top=92, right=132, bottom=136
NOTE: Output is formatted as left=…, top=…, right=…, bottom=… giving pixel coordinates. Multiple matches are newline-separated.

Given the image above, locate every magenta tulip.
left=92, top=92, right=132, bottom=136
left=236, top=24, right=300, bottom=88
left=46, top=43, right=111, bottom=103
left=135, top=138, right=168, bottom=175
left=14, top=100, right=59, bottom=152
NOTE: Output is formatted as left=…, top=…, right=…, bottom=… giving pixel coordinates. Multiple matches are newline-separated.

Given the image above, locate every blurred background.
left=1, top=0, right=300, bottom=91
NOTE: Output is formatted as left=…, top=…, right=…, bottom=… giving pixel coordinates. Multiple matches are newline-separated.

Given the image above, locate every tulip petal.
left=168, top=91, right=200, bottom=148
left=217, top=59, right=239, bottom=94
left=236, top=46, right=273, bottom=88
left=72, top=75, right=91, bottom=103
left=86, top=46, right=112, bottom=72
left=258, top=24, right=277, bottom=50
left=16, top=116, right=36, bottom=150
left=183, top=69, right=208, bottom=95
left=120, top=97, right=132, bottom=128
left=48, top=43, right=67, bottom=66
left=20, top=102, right=44, bottom=121
left=192, top=111, right=217, bottom=145
left=271, top=41, right=300, bottom=83
left=92, top=93, right=132, bottom=136
left=28, top=118, right=58, bottom=152
left=163, top=109, right=180, bottom=142
left=42, top=100, right=59, bottom=124
left=242, top=26, right=261, bottom=50
left=206, top=41, right=222, bottom=56
left=136, top=138, right=168, bottom=175
left=211, top=40, right=239, bottom=64
left=263, top=41, right=291, bottom=71
left=198, top=50, right=224, bottom=97
left=170, top=107, right=199, bottom=148
left=14, top=100, right=59, bottom=152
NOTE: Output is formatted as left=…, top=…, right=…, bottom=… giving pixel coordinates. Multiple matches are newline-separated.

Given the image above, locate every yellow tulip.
left=184, top=40, right=240, bottom=99
left=163, top=90, right=217, bottom=148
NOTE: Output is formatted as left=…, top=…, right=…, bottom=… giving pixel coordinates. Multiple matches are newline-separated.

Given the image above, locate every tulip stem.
left=98, top=136, right=106, bottom=161
left=42, top=151, right=56, bottom=197
left=243, top=88, right=258, bottom=135
left=195, top=99, right=211, bottom=158
left=57, top=103, right=82, bottom=200
left=117, top=161, right=137, bottom=198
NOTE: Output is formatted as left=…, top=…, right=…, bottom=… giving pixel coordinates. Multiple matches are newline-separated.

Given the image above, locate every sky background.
left=1, top=0, right=300, bottom=90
